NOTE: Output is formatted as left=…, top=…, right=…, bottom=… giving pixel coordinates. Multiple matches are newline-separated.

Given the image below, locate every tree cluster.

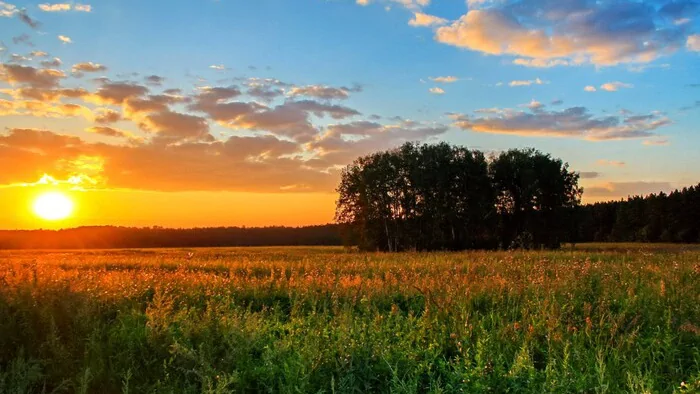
left=573, top=184, right=700, bottom=243
left=335, top=142, right=582, bottom=251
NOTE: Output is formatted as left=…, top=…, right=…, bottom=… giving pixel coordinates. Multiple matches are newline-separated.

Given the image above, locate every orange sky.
left=1, top=185, right=337, bottom=229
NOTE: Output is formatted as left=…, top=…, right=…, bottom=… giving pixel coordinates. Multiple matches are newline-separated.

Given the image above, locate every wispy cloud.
left=58, top=35, right=72, bottom=44
left=597, top=160, right=626, bottom=167
left=429, top=87, right=445, bottom=94
left=429, top=76, right=458, bottom=83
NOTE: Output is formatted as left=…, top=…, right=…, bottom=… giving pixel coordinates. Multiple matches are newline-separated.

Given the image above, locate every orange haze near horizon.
left=0, top=186, right=337, bottom=230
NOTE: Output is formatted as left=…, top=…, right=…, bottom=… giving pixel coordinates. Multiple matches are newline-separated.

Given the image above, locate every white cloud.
left=508, top=78, right=545, bottom=87
left=584, top=86, right=597, bottom=92
left=38, top=3, right=90, bottom=12
left=429, top=87, right=445, bottom=94
left=429, top=76, right=458, bottom=83
left=600, top=82, right=633, bottom=92
left=209, top=64, right=226, bottom=70
left=58, top=35, right=72, bottom=44
left=39, top=3, right=70, bottom=11
left=409, top=12, right=447, bottom=27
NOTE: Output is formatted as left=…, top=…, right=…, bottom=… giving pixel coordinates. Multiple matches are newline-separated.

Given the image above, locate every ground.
left=0, top=245, right=699, bottom=393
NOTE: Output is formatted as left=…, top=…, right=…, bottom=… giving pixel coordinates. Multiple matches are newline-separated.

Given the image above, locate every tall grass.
left=0, top=246, right=698, bottom=393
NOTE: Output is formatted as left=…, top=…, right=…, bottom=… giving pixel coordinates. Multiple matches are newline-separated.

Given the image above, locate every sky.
left=1, top=0, right=699, bottom=229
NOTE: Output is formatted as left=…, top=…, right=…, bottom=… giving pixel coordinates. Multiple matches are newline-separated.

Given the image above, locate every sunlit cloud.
left=429, top=87, right=445, bottom=94
left=688, top=35, right=700, bottom=52
left=600, top=82, right=633, bottom=92
left=429, top=76, right=458, bottom=83
left=508, top=78, right=545, bottom=87
left=435, top=1, right=692, bottom=67
left=408, top=12, right=447, bottom=27
left=58, top=35, right=72, bottom=44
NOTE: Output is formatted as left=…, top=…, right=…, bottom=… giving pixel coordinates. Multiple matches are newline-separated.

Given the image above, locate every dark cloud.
left=17, top=9, right=40, bottom=29
left=0, top=64, right=65, bottom=88
left=144, top=75, right=165, bottom=86
left=12, top=34, right=33, bottom=47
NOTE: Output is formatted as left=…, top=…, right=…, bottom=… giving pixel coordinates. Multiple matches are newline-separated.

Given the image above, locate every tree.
left=335, top=142, right=495, bottom=251
left=488, top=149, right=582, bottom=249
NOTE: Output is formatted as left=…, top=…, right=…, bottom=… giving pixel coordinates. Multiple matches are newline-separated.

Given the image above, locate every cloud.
left=688, top=35, right=700, bottom=51
left=597, top=160, right=625, bottom=167
left=18, top=10, right=40, bottom=29
left=435, top=2, right=691, bottom=67
left=12, top=34, right=33, bottom=46
left=1, top=1, right=18, bottom=17
left=209, top=64, right=226, bottom=70
left=356, top=0, right=370, bottom=5
left=584, top=85, right=597, bottom=92
left=600, top=82, right=633, bottom=92
left=453, top=106, right=671, bottom=141
left=409, top=12, right=447, bottom=27
left=525, top=99, right=543, bottom=110
left=0, top=128, right=335, bottom=192
left=93, top=108, right=121, bottom=124
left=643, top=138, right=670, bottom=146
left=287, top=84, right=359, bottom=100
left=58, top=35, right=72, bottom=44
left=429, top=87, right=445, bottom=94
left=429, top=76, right=458, bottom=83
left=584, top=181, right=674, bottom=199
left=144, top=75, right=164, bottom=86
left=90, top=81, right=149, bottom=105
left=509, top=78, right=544, bottom=87
left=307, top=119, right=448, bottom=168
left=512, top=58, right=570, bottom=68
left=74, top=4, right=90, bottom=12
left=38, top=3, right=70, bottom=11
left=85, top=126, right=131, bottom=139
left=72, top=62, right=107, bottom=73
left=139, top=110, right=213, bottom=144
left=0, top=64, right=66, bottom=88
left=579, top=171, right=600, bottom=179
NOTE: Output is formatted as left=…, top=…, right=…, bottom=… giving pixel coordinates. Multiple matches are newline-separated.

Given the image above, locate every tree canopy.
left=335, top=142, right=582, bottom=251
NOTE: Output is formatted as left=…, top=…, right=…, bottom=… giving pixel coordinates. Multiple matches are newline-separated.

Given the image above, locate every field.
left=1, top=245, right=699, bottom=393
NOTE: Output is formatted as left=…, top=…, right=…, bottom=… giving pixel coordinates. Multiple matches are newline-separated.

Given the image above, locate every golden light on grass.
left=32, top=191, right=74, bottom=221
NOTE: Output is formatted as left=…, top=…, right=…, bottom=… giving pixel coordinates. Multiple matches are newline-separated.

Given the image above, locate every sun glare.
left=33, top=192, right=74, bottom=221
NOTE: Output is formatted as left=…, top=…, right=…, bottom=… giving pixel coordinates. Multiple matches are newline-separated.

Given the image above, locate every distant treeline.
left=574, top=184, right=700, bottom=243
left=0, top=225, right=342, bottom=249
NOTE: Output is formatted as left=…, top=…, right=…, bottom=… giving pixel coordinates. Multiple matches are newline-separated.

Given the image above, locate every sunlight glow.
left=33, top=192, right=74, bottom=221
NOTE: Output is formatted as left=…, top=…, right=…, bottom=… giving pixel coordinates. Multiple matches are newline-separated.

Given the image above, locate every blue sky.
left=1, top=0, right=700, bottom=227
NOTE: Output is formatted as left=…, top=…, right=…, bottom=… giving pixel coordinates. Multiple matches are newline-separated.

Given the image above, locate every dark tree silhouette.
left=490, top=149, right=582, bottom=249
left=336, top=142, right=495, bottom=251
left=336, top=143, right=582, bottom=251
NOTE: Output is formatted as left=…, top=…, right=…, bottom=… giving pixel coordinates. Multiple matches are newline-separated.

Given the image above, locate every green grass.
left=0, top=245, right=698, bottom=393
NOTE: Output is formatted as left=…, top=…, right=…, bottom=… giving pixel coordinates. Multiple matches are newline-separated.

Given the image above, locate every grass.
left=0, top=245, right=698, bottom=393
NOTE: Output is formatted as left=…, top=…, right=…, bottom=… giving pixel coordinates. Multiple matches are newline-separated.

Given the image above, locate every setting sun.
left=32, top=192, right=74, bottom=221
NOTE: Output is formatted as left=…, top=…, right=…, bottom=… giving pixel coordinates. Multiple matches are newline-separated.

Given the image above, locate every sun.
left=33, top=191, right=74, bottom=221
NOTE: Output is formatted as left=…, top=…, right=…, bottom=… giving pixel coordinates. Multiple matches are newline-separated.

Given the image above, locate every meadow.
left=0, top=245, right=698, bottom=393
